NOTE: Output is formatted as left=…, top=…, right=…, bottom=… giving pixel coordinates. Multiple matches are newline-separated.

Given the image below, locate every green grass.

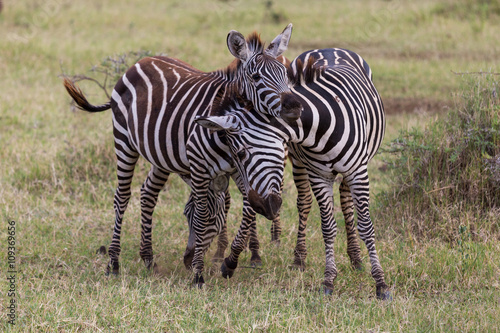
left=1, top=0, right=500, bottom=331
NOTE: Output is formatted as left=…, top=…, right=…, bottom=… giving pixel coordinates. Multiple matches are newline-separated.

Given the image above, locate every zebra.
left=197, top=48, right=391, bottom=299
left=63, top=24, right=303, bottom=286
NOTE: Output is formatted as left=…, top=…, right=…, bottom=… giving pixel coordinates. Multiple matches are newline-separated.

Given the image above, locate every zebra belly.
left=288, top=143, right=365, bottom=180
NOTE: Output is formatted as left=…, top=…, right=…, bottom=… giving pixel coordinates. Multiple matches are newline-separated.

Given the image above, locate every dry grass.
left=1, top=0, right=500, bottom=331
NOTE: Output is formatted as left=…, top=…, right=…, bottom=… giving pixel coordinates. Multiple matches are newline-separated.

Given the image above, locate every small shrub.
left=63, top=50, right=159, bottom=100
left=378, top=73, right=500, bottom=241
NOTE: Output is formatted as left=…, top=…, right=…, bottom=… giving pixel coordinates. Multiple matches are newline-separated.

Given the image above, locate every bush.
left=64, top=50, right=158, bottom=100
left=378, top=74, right=500, bottom=242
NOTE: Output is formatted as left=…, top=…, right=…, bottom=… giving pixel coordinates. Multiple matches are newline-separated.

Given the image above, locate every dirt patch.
left=383, top=97, right=451, bottom=115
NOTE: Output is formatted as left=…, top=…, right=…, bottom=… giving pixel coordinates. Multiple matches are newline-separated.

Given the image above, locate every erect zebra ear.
left=227, top=30, right=250, bottom=62
left=265, top=23, right=293, bottom=58
left=195, top=115, right=240, bottom=132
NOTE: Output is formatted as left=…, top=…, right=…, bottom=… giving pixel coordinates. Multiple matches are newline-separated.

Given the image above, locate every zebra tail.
left=63, top=77, right=111, bottom=112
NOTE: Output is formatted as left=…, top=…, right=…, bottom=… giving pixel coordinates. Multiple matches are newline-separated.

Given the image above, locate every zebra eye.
left=236, top=149, right=247, bottom=160
left=251, top=73, right=261, bottom=81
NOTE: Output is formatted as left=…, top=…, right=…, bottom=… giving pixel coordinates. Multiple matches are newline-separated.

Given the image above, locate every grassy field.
left=1, top=0, right=499, bottom=331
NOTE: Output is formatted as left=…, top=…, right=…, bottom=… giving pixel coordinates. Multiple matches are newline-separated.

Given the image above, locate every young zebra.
left=63, top=24, right=302, bottom=286
left=198, top=48, right=390, bottom=299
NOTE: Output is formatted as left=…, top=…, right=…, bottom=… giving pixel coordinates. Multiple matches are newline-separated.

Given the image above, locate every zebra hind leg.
left=345, top=169, right=391, bottom=300
left=211, top=188, right=230, bottom=263
left=107, top=142, right=140, bottom=276
left=310, top=178, right=338, bottom=295
left=339, top=179, right=363, bottom=271
left=139, top=166, right=169, bottom=271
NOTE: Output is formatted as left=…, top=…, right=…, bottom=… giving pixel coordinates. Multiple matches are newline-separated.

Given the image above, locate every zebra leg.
left=139, top=166, right=169, bottom=270
left=247, top=215, right=262, bottom=266
left=270, top=145, right=287, bottom=245
left=309, top=177, right=337, bottom=295
left=183, top=192, right=196, bottom=270
left=221, top=197, right=256, bottom=279
left=270, top=216, right=282, bottom=245
left=191, top=183, right=225, bottom=287
left=107, top=140, right=140, bottom=276
left=344, top=168, right=390, bottom=300
left=291, top=161, right=312, bottom=271
left=339, top=179, right=363, bottom=270
left=211, top=188, right=230, bottom=263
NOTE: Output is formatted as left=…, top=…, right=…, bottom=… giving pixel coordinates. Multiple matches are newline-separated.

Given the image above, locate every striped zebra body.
left=63, top=24, right=302, bottom=286
left=288, top=49, right=388, bottom=298
left=200, top=48, right=390, bottom=298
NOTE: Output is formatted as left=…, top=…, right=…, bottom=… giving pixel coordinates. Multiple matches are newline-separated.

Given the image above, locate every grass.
left=378, top=74, right=500, bottom=242
left=1, top=0, right=500, bottom=331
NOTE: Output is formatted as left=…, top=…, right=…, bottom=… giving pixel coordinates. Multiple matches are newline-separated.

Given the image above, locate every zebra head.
left=196, top=110, right=287, bottom=220
left=227, top=24, right=303, bottom=124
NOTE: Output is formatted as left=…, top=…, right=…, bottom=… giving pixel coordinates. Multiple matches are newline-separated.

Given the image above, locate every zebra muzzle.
left=280, top=93, right=303, bottom=123
left=248, top=190, right=282, bottom=220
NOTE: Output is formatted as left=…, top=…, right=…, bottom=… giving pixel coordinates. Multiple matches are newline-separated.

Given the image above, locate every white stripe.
left=135, top=63, right=156, bottom=165
left=121, top=74, right=139, bottom=151
left=151, top=62, right=170, bottom=170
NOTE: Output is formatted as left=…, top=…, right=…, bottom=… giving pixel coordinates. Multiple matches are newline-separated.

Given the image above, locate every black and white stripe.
left=203, top=48, right=390, bottom=298
left=63, top=24, right=302, bottom=286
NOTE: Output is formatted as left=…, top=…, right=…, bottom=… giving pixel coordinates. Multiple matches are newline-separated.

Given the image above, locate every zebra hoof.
left=289, top=260, right=306, bottom=272
left=322, top=282, right=334, bottom=296
left=376, top=286, right=392, bottom=301
left=193, top=274, right=205, bottom=289
left=352, top=261, right=364, bottom=271
left=146, top=261, right=158, bottom=272
left=143, top=258, right=155, bottom=270
left=221, top=258, right=236, bottom=279
left=250, top=253, right=262, bottom=267
left=323, top=287, right=334, bottom=296
left=106, top=261, right=119, bottom=276
left=96, top=245, right=107, bottom=255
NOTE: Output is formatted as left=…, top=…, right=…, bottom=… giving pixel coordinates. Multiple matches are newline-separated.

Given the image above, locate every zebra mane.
left=246, top=32, right=265, bottom=54
left=290, top=56, right=323, bottom=87
left=210, top=85, right=250, bottom=117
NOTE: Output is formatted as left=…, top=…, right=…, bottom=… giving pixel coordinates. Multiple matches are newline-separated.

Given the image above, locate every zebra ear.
left=265, top=23, right=293, bottom=58
left=227, top=30, right=250, bottom=62
left=195, top=115, right=240, bottom=132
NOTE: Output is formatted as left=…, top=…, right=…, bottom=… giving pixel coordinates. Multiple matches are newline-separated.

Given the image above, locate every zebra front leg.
left=344, top=168, right=390, bottom=300
left=246, top=214, right=280, bottom=265
left=270, top=216, right=282, bottom=245
left=270, top=151, right=286, bottom=245
left=339, top=179, right=363, bottom=270
left=247, top=215, right=262, bottom=267
left=221, top=198, right=256, bottom=279
left=310, top=177, right=337, bottom=295
left=183, top=191, right=196, bottom=269
left=107, top=143, right=139, bottom=276
left=291, top=162, right=312, bottom=271
left=139, top=166, right=169, bottom=270
left=191, top=183, right=226, bottom=287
